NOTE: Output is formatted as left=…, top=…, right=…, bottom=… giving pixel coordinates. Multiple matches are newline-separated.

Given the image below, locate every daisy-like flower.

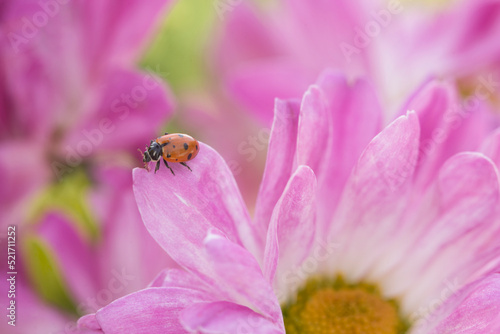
left=78, top=71, right=500, bottom=333
left=214, top=0, right=500, bottom=123
left=0, top=0, right=175, bottom=228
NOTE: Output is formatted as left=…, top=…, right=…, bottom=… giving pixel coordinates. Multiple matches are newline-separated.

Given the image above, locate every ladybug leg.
left=154, top=160, right=161, bottom=174
left=164, top=132, right=169, bottom=135
left=163, top=159, right=175, bottom=175
left=180, top=162, right=192, bottom=172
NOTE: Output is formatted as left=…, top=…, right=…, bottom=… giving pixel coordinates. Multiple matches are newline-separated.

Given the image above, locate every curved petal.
left=263, top=166, right=317, bottom=295
left=480, top=127, right=500, bottom=170
left=296, top=85, right=332, bottom=176
left=396, top=153, right=500, bottom=311
left=149, top=268, right=210, bottom=293
left=315, top=71, right=382, bottom=233
left=91, top=166, right=176, bottom=297
left=78, top=287, right=209, bottom=334
left=331, top=111, right=420, bottom=281
left=181, top=301, right=284, bottom=334
left=78, top=314, right=103, bottom=333
left=204, top=234, right=283, bottom=328
left=254, top=98, right=300, bottom=245
left=133, top=143, right=259, bottom=284
left=400, top=80, right=492, bottom=189
left=412, top=274, right=500, bottom=334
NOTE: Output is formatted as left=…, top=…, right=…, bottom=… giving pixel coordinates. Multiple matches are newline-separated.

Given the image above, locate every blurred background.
left=1, top=0, right=500, bottom=333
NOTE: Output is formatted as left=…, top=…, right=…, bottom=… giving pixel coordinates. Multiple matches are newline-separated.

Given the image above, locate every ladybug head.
left=143, top=141, right=162, bottom=163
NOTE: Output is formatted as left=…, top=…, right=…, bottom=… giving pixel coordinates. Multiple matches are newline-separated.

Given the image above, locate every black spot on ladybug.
left=178, top=134, right=184, bottom=138
left=188, top=153, right=192, bottom=160
left=166, top=153, right=171, bottom=158
left=175, top=159, right=178, bottom=161
left=173, top=145, right=175, bottom=148
left=184, top=143, right=189, bottom=150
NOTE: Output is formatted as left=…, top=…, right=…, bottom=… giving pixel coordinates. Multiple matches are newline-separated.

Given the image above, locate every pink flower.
left=77, top=71, right=500, bottom=333
left=214, top=0, right=500, bottom=123
left=3, top=166, right=175, bottom=334
left=0, top=0, right=175, bottom=227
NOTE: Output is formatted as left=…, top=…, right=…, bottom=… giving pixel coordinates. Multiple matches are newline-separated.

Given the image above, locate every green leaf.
left=140, top=0, right=217, bottom=91
left=28, top=169, right=99, bottom=242
left=23, top=236, right=78, bottom=315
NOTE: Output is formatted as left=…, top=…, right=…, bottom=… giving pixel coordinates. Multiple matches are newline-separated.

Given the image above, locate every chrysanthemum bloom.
left=79, top=71, right=500, bottom=333
left=0, top=0, right=174, bottom=227
left=0, top=1, right=177, bottom=332
left=0, top=166, right=176, bottom=334
left=214, top=0, right=500, bottom=123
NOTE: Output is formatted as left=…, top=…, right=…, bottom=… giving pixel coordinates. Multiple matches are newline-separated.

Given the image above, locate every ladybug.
left=140, top=133, right=200, bottom=175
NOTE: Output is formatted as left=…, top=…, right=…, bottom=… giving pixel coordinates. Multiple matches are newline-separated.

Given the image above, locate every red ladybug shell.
left=156, top=133, right=199, bottom=163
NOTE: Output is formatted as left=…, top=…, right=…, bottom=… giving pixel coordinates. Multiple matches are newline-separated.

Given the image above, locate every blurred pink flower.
left=2, top=166, right=175, bottom=334
left=77, top=71, right=500, bottom=333
left=0, top=0, right=175, bottom=226
left=214, top=0, right=500, bottom=124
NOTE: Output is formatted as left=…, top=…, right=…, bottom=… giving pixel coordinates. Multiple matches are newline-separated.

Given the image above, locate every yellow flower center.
left=282, top=277, right=410, bottom=334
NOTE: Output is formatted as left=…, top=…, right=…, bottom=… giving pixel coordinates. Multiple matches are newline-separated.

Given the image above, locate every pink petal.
left=254, top=99, right=301, bottom=247
left=66, top=69, right=174, bottom=155
left=331, top=111, right=420, bottom=280
left=400, top=80, right=492, bottom=189
left=315, top=71, right=382, bottom=233
left=228, top=60, right=313, bottom=125
left=78, top=314, right=103, bottom=333
left=417, top=0, right=500, bottom=75
left=80, top=287, right=208, bottom=334
left=0, top=141, right=49, bottom=229
left=204, top=234, right=283, bottom=327
left=133, top=143, right=259, bottom=284
left=149, top=268, right=209, bottom=293
left=0, top=0, right=84, bottom=139
left=180, top=301, right=284, bottom=334
left=400, top=153, right=500, bottom=310
left=413, top=274, right=500, bottom=334
left=281, top=0, right=370, bottom=70
left=77, top=0, right=175, bottom=67
left=214, top=3, right=283, bottom=75
left=35, top=212, right=99, bottom=307
left=296, top=85, right=332, bottom=176
left=263, top=166, right=317, bottom=289
left=91, top=166, right=176, bottom=299
left=0, top=274, right=75, bottom=334
left=480, top=127, right=500, bottom=170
